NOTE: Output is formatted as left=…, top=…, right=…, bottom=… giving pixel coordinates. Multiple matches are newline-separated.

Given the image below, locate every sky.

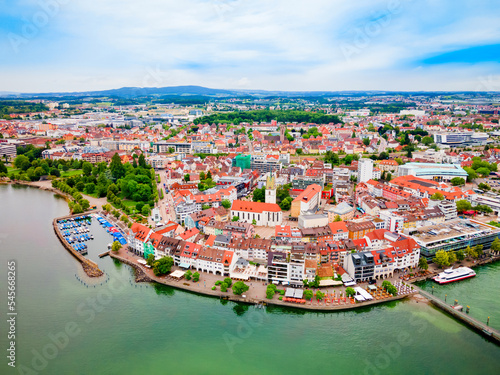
left=0, top=0, right=499, bottom=93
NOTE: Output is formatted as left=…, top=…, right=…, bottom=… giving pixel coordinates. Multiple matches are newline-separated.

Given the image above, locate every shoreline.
left=108, top=250, right=414, bottom=312
left=6, top=181, right=498, bottom=313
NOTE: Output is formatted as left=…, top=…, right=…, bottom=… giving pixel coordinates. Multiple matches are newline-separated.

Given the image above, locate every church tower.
left=280, top=124, right=286, bottom=143
left=265, top=172, right=277, bottom=204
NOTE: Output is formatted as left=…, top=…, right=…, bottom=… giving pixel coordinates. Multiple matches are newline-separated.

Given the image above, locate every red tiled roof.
left=231, top=200, right=281, bottom=213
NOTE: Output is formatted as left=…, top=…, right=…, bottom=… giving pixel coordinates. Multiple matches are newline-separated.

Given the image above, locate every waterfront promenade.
left=108, top=247, right=415, bottom=312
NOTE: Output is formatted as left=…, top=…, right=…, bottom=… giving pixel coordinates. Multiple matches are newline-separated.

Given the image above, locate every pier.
left=414, top=285, right=500, bottom=344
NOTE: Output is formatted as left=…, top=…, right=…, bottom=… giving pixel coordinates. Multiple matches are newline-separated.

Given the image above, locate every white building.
left=231, top=200, right=282, bottom=227
left=357, top=159, right=374, bottom=183
left=438, top=200, right=458, bottom=221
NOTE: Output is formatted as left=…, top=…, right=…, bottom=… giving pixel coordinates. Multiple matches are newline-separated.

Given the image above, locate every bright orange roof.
left=231, top=200, right=281, bottom=213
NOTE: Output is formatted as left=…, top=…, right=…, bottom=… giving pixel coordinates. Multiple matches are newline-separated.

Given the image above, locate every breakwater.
left=53, top=214, right=104, bottom=277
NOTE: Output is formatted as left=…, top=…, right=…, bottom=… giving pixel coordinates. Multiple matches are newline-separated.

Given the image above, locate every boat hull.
left=433, top=273, right=476, bottom=284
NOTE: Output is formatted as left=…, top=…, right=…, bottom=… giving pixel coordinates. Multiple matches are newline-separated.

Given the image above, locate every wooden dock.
left=99, top=251, right=110, bottom=258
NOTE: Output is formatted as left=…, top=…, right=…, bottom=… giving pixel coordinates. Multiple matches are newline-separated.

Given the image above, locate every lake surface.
left=1, top=184, right=499, bottom=375
left=417, top=262, right=500, bottom=330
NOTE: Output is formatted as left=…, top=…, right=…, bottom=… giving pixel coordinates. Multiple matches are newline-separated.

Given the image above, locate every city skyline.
left=1, top=0, right=499, bottom=92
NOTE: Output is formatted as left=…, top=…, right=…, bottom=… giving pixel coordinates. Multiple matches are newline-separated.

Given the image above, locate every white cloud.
left=1, top=0, right=499, bottom=91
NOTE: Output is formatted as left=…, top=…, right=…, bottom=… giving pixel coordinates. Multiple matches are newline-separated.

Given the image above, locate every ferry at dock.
left=433, top=267, right=476, bottom=284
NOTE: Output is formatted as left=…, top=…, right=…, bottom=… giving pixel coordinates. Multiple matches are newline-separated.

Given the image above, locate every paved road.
left=157, top=171, right=177, bottom=224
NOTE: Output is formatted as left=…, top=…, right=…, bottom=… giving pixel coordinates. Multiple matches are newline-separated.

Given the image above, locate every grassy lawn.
left=121, top=199, right=141, bottom=208
left=60, top=169, right=82, bottom=177
left=7, top=166, right=20, bottom=174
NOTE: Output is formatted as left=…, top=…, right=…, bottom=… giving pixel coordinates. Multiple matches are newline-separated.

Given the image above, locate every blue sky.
left=0, top=0, right=499, bottom=92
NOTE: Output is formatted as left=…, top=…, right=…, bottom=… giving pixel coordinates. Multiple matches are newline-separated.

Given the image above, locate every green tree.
left=450, top=177, right=465, bottom=186
left=464, top=245, right=476, bottom=259
left=109, top=153, right=125, bottom=179
left=316, top=290, right=325, bottom=301
left=232, top=216, right=239, bottom=222
left=478, top=182, right=491, bottom=191
left=456, top=200, right=472, bottom=213
left=49, top=168, right=60, bottom=177
left=82, top=162, right=92, bottom=177
left=75, top=181, right=85, bottom=191
left=80, top=199, right=90, bottom=211
left=421, top=136, right=434, bottom=146
left=303, top=289, right=314, bottom=300
left=192, top=271, right=200, bottom=282
left=111, top=241, right=121, bottom=252
left=202, top=204, right=211, bottom=210
left=279, top=196, right=292, bottom=211
left=146, top=253, right=155, bottom=266
left=266, top=284, right=277, bottom=299
left=185, top=270, right=192, bottom=280
left=474, top=244, right=484, bottom=258
left=456, top=250, right=465, bottom=261
left=232, top=281, right=249, bottom=295
left=476, top=167, right=491, bottom=177
left=152, top=257, right=174, bottom=276
left=418, top=257, right=428, bottom=270
left=430, top=192, right=444, bottom=200
left=464, top=167, right=477, bottom=182
left=14, top=155, right=31, bottom=171
left=72, top=202, right=83, bottom=214
left=85, top=183, right=96, bottom=194
left=138, top=153, right=147, bottom=168
left=345, top=287, right=356, bottom=297
left=448, top=251, right=457, bottom=264
left=141, top=204, right=151, bottom=216
left=362, top=138, right=370, bottom=146
left=490, top=237, right=500, bottom=253
left=0, top=161, right=7, bottom=174
left=252, top=187, right=265, bottom=202
left=308, top=275, right=320, bottom=288
left=334, top=215, right=342, bottom=222
left=224, top=277, right=233, bottom=288
left=184, top=174, right=190, bottom=182
left=221, top=199, right=231, bottom=209
left=433, top=250, right=450, bottom=268
left=220, top=282, right=228, bottom=292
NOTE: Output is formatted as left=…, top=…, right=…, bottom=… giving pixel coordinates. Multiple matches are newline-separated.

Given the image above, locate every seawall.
left=108, top=251, right=413, bottom=312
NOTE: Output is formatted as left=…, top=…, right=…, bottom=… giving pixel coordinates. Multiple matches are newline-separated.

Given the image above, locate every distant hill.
left=0, top=86, right=497, bottom=99
left=1, top=86, right=238, bottom=99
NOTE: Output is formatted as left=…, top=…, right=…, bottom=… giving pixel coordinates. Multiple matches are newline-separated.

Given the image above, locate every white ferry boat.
left=433, top=267, right=476, bottom=284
